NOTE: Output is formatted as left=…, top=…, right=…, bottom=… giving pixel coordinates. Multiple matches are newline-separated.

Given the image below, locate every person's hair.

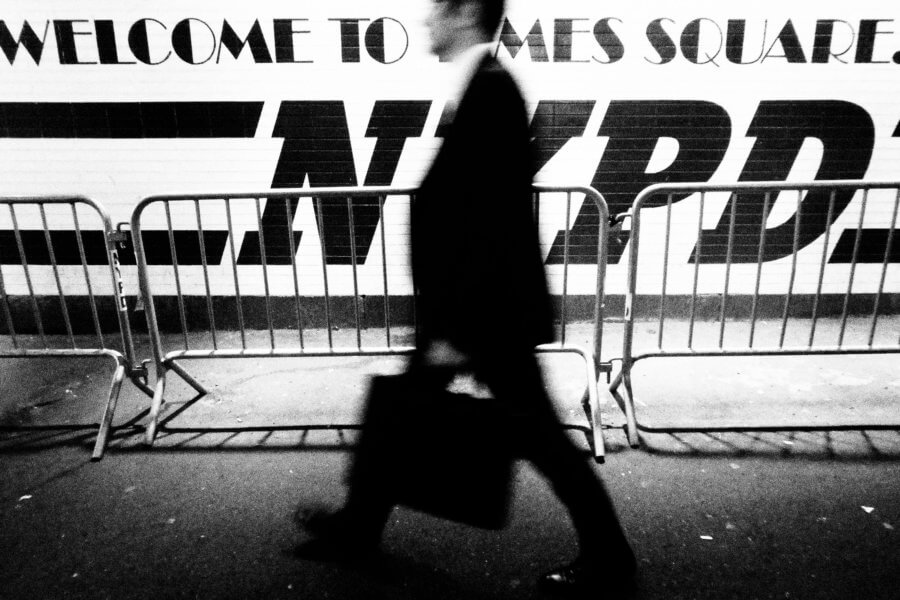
left=445, top=0, right=506, bottom=35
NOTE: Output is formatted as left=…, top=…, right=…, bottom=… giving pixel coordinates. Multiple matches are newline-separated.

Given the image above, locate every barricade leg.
left=537, top=346, right=606, bottom=462
left=168, top=360, right=207, bottom=397
left=609, top=368, right=640, bottom=448
left=580, top=352, right=606, bottom=462
left=91, top=360, right=126, bottom=460
left=144, top=369, right=167, bottom=446
left=142, top=360, right=207, bottom=446
left=620, top=370, right=640, bottom=448
left=0, top=352, right=153, bottom=460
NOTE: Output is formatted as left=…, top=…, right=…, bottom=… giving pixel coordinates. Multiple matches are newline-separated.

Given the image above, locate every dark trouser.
left=344, top=349, right=634, bottom=564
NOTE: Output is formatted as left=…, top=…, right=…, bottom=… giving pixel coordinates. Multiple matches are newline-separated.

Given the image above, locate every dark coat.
left=412, top=54, right=554, bottom=356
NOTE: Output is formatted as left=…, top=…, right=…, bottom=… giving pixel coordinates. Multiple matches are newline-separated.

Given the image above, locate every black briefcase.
left=355, top=373, right=515, bottom=530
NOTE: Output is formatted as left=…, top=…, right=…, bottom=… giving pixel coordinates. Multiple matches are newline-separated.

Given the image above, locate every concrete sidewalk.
left=1, top=322, right=898, bottom=599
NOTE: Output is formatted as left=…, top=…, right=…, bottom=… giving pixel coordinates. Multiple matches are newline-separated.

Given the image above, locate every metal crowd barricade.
left=0, top=195, right=153, bottom=460
left=131, top=185, right=610, bottom=461
left=609, top=180, right=900, bottom=447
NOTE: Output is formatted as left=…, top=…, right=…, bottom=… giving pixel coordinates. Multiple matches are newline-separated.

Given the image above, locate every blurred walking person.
left=295, top=0, right=636, bottom=596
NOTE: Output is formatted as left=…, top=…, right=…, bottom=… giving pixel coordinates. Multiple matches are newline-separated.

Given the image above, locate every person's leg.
left=295, top=359, right=454, bottom=560
left=294, top=373, right=411, bottom=559
left=476, top=352, right=635, bottom=569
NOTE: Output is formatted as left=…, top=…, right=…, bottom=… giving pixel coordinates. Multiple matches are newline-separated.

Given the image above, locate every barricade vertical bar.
left=71, top=205, right=105, bottom=348
left=194, top=199, right=217, bottom=350
left=165, top=202, right=189, bottom=350
left=40, top=205, right=76, bottom=348
left=618, top=191, right=642, bottom=447
left=838, top=189, right=869, bottom=346
left=749, top=192, right=772, bottom=348
left=10, top=205, right=46, bottom=346
left=224, top=198, right=247, bottom=350
left=285, top=197, right=305, bottom=349
left=347, top=197, right=363, bottom=350
left=688, top=192, right=704, bottom=348
left=315, top=197, right=334, bottom=348
left=868, top=189, right=899, bottom=346
left=778, top=191, right=803, bottom=348
left=560, top=191, right=572, bottom=346
left=658, top=194, right=673, bottom=349
left=809, top=191, right=837, bottom=347
left=378, top=194, right=391, bottom=348
left=410, top=193, right=418, bottom=339
left=254, top=197, right=275, bottom=349
left=0, top=263, right=17, bottom=348
left=592, top=189, right=607, bottom=367
left=720, top=193, right=738, bottom=349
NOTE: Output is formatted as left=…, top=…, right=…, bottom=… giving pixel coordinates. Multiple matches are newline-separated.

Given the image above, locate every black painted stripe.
left=829, top=229, right=899, bottom=264
left=0, top=230, right=228, bottom=265
left=0, top=102, right=263, bottom=138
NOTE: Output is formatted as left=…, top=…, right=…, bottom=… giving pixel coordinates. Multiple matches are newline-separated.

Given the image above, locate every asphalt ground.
left=1, top=321, right=898, bottom=600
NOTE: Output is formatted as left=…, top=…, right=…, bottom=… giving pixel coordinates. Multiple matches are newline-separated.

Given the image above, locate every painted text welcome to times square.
left=1, top=16, right=899, bottom=66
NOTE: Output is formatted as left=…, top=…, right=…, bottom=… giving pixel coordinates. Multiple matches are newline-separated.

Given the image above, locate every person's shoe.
left=292, top=505, right=379, bottom=563
left=294, top=505, right=344, bottom=537
left=538, top=556, right=636, bottom=597
left=292, top=534, right=376, bottom=562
